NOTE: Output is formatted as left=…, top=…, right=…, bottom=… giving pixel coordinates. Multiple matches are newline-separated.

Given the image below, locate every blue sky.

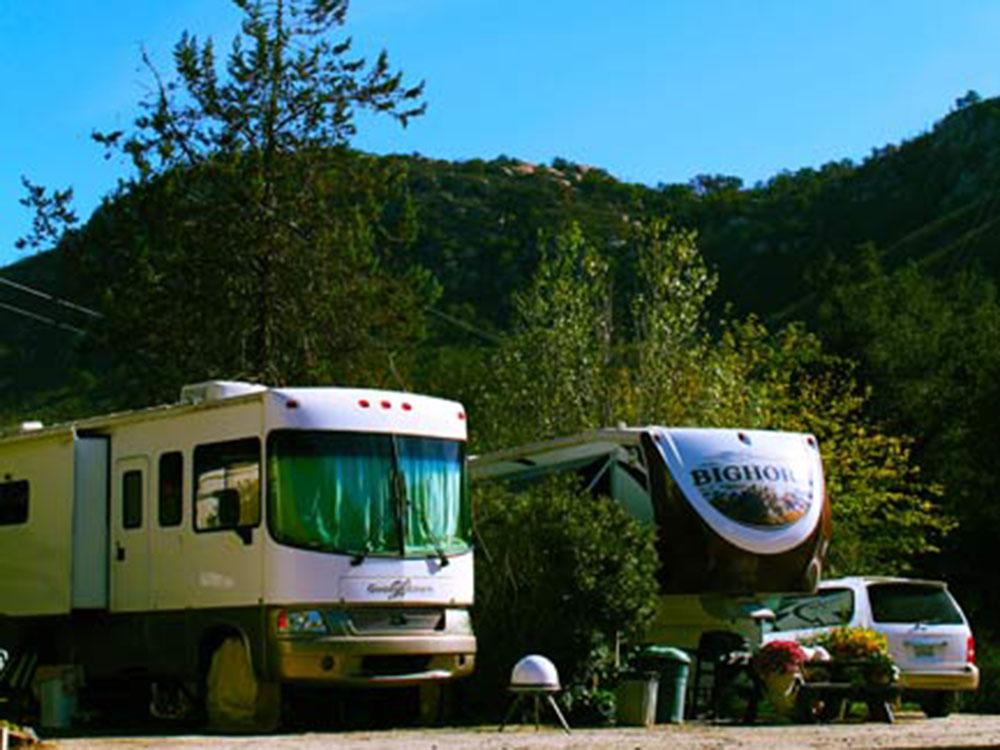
left=3, top=0, right=1000, bottom=268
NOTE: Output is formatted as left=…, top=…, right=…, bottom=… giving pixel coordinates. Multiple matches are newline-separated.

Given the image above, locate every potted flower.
left=751, top=640, right=807, bottom=713
left=811, top=627, right=897, bottom=687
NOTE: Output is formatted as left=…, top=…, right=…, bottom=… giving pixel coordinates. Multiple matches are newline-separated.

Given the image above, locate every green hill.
left=404, top=94, right=1000, bottom=328
left=5, top=94, right=1000, bottom=415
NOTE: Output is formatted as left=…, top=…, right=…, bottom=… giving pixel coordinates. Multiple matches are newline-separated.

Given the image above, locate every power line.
left=0, top=276, right=103, bottom=318
left=0, top=301, right=86, bottom=335
left=0, top=273, right=501, bottom=345
left=426, top=306, right=501, bottom=344
left=2, top=241, right=505, bottom=350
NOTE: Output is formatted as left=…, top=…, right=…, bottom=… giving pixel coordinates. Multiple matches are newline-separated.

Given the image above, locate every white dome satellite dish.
left=510, top=654, right=560, bottom=692
left=500, top=654, right=571, bottom=733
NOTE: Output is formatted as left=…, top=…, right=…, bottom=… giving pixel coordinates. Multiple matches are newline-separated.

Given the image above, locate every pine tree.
left=69, top=0, right=433, bottom=400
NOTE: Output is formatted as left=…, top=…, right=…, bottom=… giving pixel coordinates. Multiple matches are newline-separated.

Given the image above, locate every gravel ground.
left=45, top=713, right=1000, bottom=750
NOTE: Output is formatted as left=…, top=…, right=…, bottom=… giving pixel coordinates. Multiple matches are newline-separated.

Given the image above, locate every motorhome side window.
left=159, top=451, right=183, bottom=527
left=122, top=470, right=143, bottom=529
left=194, top=438, right=261, bottom=531
left=0, top=479, right=29, bottom=525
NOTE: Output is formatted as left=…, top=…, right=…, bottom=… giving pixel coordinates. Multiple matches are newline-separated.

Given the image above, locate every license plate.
left=912, top=644, right=937, bottom=658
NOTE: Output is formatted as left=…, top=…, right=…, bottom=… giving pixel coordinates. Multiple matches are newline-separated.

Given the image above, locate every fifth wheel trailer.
left=471, top=426, right=831, bottom=648
left=0, top=381, right=475, bottom=729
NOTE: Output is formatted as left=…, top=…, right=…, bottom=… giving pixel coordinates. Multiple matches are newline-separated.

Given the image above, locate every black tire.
left=204, top=636, right=281, bottom=732
left=919, top=690, right=959, bottom=718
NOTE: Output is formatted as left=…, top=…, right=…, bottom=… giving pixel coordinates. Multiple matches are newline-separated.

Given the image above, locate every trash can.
left=639, top=645, right=692, bottom=724
left=34, top=664, right=80, bottom=729
left=615, top=671, right=659, bottom=727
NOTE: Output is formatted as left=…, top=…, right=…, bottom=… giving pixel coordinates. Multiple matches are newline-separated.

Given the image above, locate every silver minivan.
left=765, top=576, right=979, bottom=717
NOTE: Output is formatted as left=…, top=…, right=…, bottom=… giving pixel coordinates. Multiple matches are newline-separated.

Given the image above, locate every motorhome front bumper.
left=272, top=634, right=476, bottom=685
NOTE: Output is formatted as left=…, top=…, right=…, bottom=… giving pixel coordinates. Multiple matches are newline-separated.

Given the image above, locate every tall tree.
left=65, top=0, right=431, bottom=402
left=627, top=220, right=717, bottom=423
left=474, top=225, right=614, bottom=450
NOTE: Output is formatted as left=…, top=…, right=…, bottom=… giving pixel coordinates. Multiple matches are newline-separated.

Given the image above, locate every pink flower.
left=752, top=640, right=807, bottom=676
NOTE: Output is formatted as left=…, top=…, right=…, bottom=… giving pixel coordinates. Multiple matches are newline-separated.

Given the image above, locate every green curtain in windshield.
left=267, top=431, right=469, bottom=556
left=268, top=432, right=398, bottom=554
left=398, top=438, right=467, bottom=553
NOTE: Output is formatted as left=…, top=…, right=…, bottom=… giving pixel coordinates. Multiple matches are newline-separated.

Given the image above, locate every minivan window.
left=869, top=583, right=963, bottom=625
left=771, top=587, right=854, bottom=631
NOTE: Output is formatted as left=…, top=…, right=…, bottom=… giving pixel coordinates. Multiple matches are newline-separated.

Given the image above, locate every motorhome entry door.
left=111, top=456, right=151, bottom=612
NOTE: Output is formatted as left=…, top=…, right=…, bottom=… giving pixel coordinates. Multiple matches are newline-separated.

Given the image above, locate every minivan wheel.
left=919, top=690, right=959, bottom=718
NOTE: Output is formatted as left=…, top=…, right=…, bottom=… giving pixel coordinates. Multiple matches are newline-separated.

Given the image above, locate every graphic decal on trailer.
left=651, top=428, right=824, bottom=555
left=689, top=451, right=813, bottom=528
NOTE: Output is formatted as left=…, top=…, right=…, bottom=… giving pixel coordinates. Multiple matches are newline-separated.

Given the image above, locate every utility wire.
left=0, top=275, right=103, bottom=318
left=0, top=272, right=502, bottom=346
left=426, top=306, right=501, bottom=344
left=0, top=301, right=86, bottom=335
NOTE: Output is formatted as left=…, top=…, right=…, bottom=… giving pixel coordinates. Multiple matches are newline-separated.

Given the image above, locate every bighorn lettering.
left=691, top=463, right=796, bottom=486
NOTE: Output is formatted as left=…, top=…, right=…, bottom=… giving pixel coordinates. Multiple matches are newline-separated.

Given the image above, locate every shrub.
left=468, top=476, right=660, bottom=723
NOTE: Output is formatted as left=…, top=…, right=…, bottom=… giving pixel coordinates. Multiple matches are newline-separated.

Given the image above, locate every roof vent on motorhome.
left=179, top=381, right=267, bottom=405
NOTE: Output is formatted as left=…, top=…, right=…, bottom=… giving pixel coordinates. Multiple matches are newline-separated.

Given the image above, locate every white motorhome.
left=0, top=381, right=474, bottom=729
left=471, top=426, right=830, bottom=648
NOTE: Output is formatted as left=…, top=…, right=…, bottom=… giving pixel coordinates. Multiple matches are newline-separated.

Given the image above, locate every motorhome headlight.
left=444, top=608, right=473, bottom=635
left=275, top=608, right=329, bottom=635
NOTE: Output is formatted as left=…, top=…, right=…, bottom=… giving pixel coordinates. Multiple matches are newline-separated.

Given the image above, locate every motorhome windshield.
left=266, top=430, right=471, bottom=557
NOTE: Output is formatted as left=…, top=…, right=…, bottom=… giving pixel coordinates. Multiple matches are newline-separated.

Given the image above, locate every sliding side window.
left=193, top=438, right=261, bottom=532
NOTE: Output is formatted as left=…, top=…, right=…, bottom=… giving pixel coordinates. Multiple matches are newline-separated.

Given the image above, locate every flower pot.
left=761, top=671, right=800, bottom=714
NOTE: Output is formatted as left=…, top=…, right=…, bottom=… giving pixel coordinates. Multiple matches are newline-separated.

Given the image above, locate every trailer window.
left=0, top=480, right=29, bottom=525
left=194, top=438, right=260, bottom=531
left=122, top=470, right=143, bottom=529
left=159, top=452, right=183, bottom=527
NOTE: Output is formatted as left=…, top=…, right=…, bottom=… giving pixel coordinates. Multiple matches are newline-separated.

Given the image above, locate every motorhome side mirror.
left=235, top=526, right=253, bottom=545
left=215, top=488, right=241, bottom=528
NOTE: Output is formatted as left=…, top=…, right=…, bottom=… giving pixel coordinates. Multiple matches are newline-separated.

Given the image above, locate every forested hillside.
left=396, top=91, right=1000, bottom=329
left=5, top=84, right=1000, bottom=698
left=7, top=93, right=1000, bottom=349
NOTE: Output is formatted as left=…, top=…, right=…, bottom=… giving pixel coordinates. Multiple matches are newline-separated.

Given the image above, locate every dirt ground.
left=43, top=713, right=1000, bottom=750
